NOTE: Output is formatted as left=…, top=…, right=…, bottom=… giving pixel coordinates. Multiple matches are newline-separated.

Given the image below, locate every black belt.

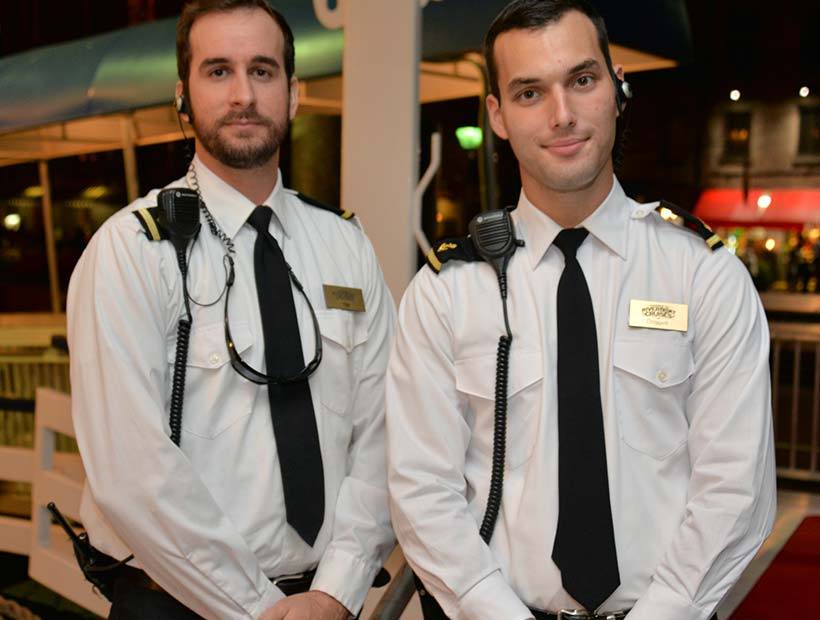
left=530, top=610, right=629, bottom=620
left=270, top=569, right=318, bottom=596
left=118, top=566, right=317, bottom=597
left=530, top=611, right=718, bottom=620
left=120, top=565, right=389, bottom=599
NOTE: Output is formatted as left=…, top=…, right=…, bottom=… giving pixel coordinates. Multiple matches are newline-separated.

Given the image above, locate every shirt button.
left=633, top=209, right=646, bottom=218
left=209, top=353, right=221, bottom=366
left=657, top=370, right=668, bottom=383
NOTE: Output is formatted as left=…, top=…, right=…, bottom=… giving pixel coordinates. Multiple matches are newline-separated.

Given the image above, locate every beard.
left=193, top=106, right=289, bottom=170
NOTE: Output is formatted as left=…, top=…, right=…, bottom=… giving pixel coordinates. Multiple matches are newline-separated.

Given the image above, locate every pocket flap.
left=456, top=349, right=543, bottom=400
left=168, top=320, right=253, bottom=368
left=316, top=310, right=368, bottom=353
left=613, top=339, right=693, bottom=388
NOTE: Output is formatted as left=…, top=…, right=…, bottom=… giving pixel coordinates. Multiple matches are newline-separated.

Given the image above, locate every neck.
left=522, top=165, right=614, bottom=228
left=195, top=145, right=280, bottom=205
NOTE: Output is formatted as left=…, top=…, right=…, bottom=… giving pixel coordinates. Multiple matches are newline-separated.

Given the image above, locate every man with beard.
left=386, top=1, right=775, bottom=619
left=67, top=2, right=395, bottom=619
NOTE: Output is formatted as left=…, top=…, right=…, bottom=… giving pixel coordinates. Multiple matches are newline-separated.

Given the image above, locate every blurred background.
left=0, top=1, right=818, bottom=618
left=1, top=0, right=818, bottom=311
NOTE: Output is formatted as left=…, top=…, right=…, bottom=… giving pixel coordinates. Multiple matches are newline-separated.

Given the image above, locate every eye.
left=517, top=88, right=539, bottom=102
left=252, top=68, right=272, bottom=78
left=575, top=74, right=595, bottom=88
left=210, top=67, right=227, bottom=78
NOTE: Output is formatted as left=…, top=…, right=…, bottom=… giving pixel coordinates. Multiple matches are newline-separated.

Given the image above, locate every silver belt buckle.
left=272, top=571, right=306, bottom=586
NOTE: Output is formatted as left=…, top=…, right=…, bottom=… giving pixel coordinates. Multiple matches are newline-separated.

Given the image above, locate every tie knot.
left=247, top=205, right=272, bottom=234
left=553, top=228, right=589, bottom=259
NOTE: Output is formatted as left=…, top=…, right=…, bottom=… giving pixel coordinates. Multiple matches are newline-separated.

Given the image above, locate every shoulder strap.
left=133, top=206, right=170, bottom=241
left=655, top=200, right=723, bottom=251
left=425, top=236, right=483, bottom=274
left=296, top=192, right=356, bottom=221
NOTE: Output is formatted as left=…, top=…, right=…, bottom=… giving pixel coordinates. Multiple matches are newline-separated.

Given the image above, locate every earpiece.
left=614, top=75, right=633, bottom=112
left=175, top=93, right=193, bottom=120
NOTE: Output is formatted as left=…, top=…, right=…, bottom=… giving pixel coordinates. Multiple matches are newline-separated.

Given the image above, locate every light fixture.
left=757, top=194, right=772, bottom=209
left=455, top=126, right=483, bottom=150
left=729, top=89, right=741, bottom=102
left=82, top=185, right=108, bottom=200
left=799, top=86, right=810, bottom=98
left=3, top=213, right=21, bottom=231
left=765, top=238, right=776, bottom=251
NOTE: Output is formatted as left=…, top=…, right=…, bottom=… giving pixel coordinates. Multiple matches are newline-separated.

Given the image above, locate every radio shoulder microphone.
left=469, top=208, right=519, bottom=289
left=157, top=188, right=201, bottom=253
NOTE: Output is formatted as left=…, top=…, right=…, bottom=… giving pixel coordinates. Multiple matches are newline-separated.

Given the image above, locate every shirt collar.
left=514, top=175, right=629, bottom=269
left=188, top=155, right=287, bottom=240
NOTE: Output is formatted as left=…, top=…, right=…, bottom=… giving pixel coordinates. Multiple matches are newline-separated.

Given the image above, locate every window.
left=798, top=106, right=820, bottom=157
left=723, top=111, right=751, bottom=163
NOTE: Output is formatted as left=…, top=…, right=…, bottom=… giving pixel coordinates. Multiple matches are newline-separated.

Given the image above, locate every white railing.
left=770, top=323, right=820, bottom=482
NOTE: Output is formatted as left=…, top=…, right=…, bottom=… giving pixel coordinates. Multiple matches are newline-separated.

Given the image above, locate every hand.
left=259, top=590, right=350, bottom=620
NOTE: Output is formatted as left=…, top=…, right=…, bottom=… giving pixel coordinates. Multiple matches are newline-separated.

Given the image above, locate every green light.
left=455, top=126, right=483, bottom=150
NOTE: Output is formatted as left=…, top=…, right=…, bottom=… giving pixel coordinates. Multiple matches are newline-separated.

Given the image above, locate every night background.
left=0, top=2, right=818, bottom=618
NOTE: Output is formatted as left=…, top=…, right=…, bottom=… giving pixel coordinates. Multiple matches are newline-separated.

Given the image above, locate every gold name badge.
left=629, top=299, right=688, bottom=332
left=323, top=284, right=366, bottom=312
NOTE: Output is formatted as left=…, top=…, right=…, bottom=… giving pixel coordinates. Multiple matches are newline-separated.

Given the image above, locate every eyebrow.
left=506, top=58, right=602, bottom=92
left=199, top=55, right=280, bottom=70
left=567, top=59, right=601, bottom=75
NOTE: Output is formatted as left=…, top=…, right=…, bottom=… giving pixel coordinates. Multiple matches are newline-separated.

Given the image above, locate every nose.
left=229, top=72, right=255, bottom=108
left=549, top=88, right=576, bottom=129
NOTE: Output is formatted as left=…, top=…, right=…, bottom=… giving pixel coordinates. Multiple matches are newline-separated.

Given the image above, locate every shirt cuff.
left=628, top=581, right=712, bottom=620
left=250, top=582, right=285, bottom=619
left=311, top=546, right=379, bottom=616
left=455, top=570, right=533, bottom=620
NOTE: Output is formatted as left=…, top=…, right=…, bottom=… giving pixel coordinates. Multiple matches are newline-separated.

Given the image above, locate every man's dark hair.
left=483, top=0, right=615, bottom=99
left=176, top=0, right=295, bottom=85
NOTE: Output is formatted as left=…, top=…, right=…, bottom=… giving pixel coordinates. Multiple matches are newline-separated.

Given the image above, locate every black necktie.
left=247, top=206, right=324, bottom=546
left=551, top=228, right=620, bottom=611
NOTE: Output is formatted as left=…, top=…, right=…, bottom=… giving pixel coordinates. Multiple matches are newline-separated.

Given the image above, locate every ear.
left=486, top=93, right=509, bottom=140
left=614, top=64, right=624, bottom=82
left=174, top=80, right=190, bottom=123
left=288, top=76, right=300, bottom=120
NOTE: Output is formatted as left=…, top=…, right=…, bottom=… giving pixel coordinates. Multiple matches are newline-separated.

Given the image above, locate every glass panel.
left=798, top=106, right=820, bottom=157
left=0, top=163, right=48, bottom=312
left=723, top=111, right=751, bottom=163
left=49, top=151, right=127, bottom=306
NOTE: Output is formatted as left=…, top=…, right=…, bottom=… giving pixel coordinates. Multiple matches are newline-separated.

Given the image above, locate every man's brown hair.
left=176, top=0, right=295, bottom=85
left=483, top=0, right=615, bottom=100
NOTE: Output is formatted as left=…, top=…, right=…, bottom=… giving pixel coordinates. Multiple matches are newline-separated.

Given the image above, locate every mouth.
left=223, top=119, right=263, bottom=127
left=544, top=137, right=588, bottom=157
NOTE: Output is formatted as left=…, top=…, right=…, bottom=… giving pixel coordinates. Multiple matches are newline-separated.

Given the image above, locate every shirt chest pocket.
left=315, top=310, right=368, bottom=416
left=455, top=349, right=543, bottom=470
left=168, top=320, right=258, bottom=439
left=613, top=338, right=693, bottom=460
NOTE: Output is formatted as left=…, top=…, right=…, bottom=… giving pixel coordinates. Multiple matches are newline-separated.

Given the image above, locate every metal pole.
left=339, top=0, right=421, bottom=301
left=369, top=563, right=416, bottom=620
left=38, top=160, right=61, bottom=313
left=120, top=115, right=140, bottom=204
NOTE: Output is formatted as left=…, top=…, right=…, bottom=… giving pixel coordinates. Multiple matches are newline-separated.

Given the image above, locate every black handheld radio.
left=156, top=188, right=202, bottom=447
left=47, top=502, right=132, bottom=601
left=468, top=207, right=520, bottom=543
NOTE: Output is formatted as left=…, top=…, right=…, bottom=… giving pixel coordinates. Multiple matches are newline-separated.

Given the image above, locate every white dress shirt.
left=68, top=156, right=396, bottom=619
left=386, top=178, right=776, bottom=620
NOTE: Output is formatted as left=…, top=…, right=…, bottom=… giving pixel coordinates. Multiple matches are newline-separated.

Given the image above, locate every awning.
left=694, top=188, right=820, bottom=229
left=0, top=0, right=692, bottom=166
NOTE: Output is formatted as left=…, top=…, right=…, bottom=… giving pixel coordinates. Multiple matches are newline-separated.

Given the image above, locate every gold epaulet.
left=133, top=206, right=169, bottom=241
left=655, top=200, right=723, bottom=251
left=425, top=236, right=482, bottom=274
left=296, top=192, right=355, bottom=221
